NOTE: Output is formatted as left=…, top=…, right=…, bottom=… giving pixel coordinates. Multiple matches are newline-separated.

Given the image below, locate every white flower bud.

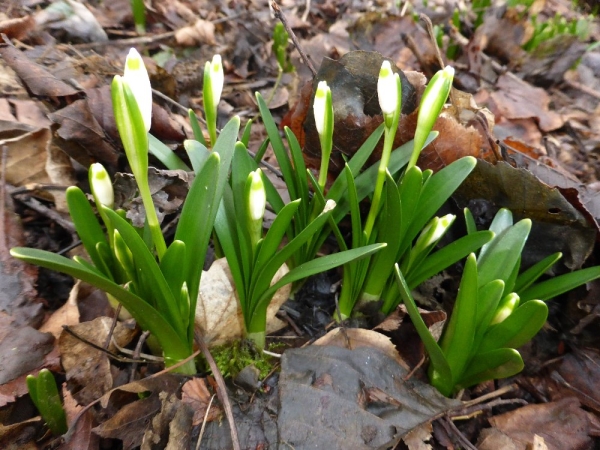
left=323, top=199, right=336, bottom=213
left=89, top=163, right=114, bottom=209
left=491, top=293, right=520, bottom=325
left=124, top=48, right=152, bottom=132
left=377, top=61, right=400, bottom=127
left=210, top=55, right=224, bottom=108
left=248, top=169, right=266, bottom=222
left=313, top=81, right=329, bottom=136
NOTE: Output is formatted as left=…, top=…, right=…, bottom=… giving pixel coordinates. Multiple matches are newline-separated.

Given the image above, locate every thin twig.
left=0, top=146, right=7, bottom=258
left=195, top=331, right=241, bottom=450
left=301, top=0, right=311, bottom=22
left=420, top=13, right=458, bottom=107
left=10, top=189, right=76, bottom=234
left=130, top=330, right=151, bottom=382
left=459, top=383, right=518, bottom=409
left=62, top=325, right=160, bottom=364
left=195, top=394, right=217, bottom=450
left=442, top=416, right=478, bottom=450
left=103, top=304, right=122, bottom=349
left=403, top=356, right=426, bottom=381
left=271, top=1, right=317, bottom=77
left=420, top=14, right=445, bottom=70
left=450, top=398, right=528, bottom=420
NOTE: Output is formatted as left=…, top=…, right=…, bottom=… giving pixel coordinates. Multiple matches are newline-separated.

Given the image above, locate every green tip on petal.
left=89, top=163, right=114, bottom=209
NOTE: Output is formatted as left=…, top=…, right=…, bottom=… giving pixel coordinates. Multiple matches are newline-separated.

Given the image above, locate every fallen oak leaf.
left=181, top=377, right=222, bottom=426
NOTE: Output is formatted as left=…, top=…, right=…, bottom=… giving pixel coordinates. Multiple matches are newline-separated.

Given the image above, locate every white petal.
left=249, top=170, right=266, bottom=221
left=377, top=61, right=398, bottom=116
left=210, top=55, right=224, bottom=108
left=124, top=48, right=152, bottom=132
left=90, top=163, right=114, bottom=208
left=313, top=81, right=328, bottom=136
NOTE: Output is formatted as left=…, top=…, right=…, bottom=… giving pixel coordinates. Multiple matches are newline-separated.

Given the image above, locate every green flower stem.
left=364, top=124, right=397, bottom=239
left=138, top=178, right=167, bottom=260
left=163, top=355, right=197, bottom=375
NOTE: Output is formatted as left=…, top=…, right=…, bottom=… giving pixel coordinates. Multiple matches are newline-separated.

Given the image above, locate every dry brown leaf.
left=403, top=422, right=433, bottom=450
left=141, top=391, right=193, bottom=450
left=490, top=74, right=564, bottom=132
left=0, top=127, right=52, bottom=187
left=175, top=18, right=216, bottom=47
left=0, top=417, right=42, bottom=449
left=59, top=317, right=137, bottom=404
left=9, top=99, right=51, bottom=128
left=195, top=258, right=289, bottom=346
left=488, top=397, right=592, bottom=450
left=375, top=305, right=447, bottom=370
left=0, top=44, right=81, bottom=100
left=94, top=392, right=161, bottom=450
left=0, top=15, right=36, bottom=40
left=181, top=377, right=221, bottom=426
left=40, top=280, right=81, bottom=339
left=49, top=98, right=119, bottom=169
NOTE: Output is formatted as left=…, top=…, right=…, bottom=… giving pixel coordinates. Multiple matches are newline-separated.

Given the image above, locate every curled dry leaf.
left=453, top=160, right=597, bottom=270
left=39, top=280, right=81, bottom=339
left=114, top=168, right=190, bottom=227
left=175, top=18, right=216, bottom=47
left=49, top=97, right=120, bottom=170
left=195, top=258, right=289, bottom=347
left=141, top=391, right=193, bottom=450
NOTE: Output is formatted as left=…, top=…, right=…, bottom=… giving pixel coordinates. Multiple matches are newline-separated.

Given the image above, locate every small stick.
left=420, top=13, right=458, bottom=107
left=129, top=330, right=151, bottom=382
left=195, top=331, right=241, bottom=450
left=62, top=325, right=158, bottom=364
left=442, top=416, right=478, bottom=450
left=0, top=146, right=8, bottom=258
left=459, top=383, right=518, bottom=409
left=420, top=14, right=445, bottom=70
left=271, top=1, right=317, bottom=77
left=195, top=393, right=217, bottom=450
left=103, top=304, right=122, bottom=349
left=450, top=398, right=528, bottom=420
left=10, top=190, right=77, bottom=234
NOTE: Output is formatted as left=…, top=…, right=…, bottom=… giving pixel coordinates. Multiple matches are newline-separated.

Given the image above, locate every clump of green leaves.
left=12, top=50, right=236, bottom=375
left=27, top=369, right=68, bottom=435
left=333, top=64, right=492, bottom=319
left=523, top=13, right=592, bottom=52
left=214, top=142, right=384, bottom=349
left=396, top=208, right=600, bottom=397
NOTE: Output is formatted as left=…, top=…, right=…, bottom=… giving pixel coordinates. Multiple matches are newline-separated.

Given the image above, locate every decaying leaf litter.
left=1, top=0, right=600, bottom=448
